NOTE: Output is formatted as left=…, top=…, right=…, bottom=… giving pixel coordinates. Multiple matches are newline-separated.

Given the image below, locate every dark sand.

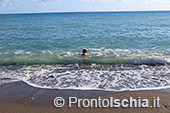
left=1, top=81, right=170, bottom=113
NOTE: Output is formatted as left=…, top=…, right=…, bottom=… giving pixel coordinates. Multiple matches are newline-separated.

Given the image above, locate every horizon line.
left=1, top=10, right=170, bottom=15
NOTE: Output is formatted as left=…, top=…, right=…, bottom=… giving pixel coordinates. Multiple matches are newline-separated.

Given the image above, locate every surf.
left=0, top=50, right=169, bottom=66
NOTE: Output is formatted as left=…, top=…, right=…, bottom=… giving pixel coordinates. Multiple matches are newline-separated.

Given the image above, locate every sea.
left=0, top=11, right=170, bottom=91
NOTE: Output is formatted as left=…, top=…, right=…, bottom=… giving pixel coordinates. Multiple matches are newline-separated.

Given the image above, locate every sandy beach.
left=1, top=11, right=170, bottom=113
left=0, top=81, right=170, bottom=113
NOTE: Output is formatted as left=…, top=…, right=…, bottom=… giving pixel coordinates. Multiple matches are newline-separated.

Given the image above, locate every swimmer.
left=82, top=49, right=88, bottom=56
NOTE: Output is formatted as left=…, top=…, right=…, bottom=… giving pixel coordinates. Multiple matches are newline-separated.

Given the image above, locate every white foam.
left=1, top=64, right=170, bottom=91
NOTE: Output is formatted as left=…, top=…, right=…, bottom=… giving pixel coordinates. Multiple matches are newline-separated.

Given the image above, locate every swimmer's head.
left=82, top=49, right=88, bottom=56
left=82, top=49, right=87, bottom=53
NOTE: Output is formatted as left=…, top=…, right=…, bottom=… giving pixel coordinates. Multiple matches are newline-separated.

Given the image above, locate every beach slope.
left=1, top=81, right=170, bottom=113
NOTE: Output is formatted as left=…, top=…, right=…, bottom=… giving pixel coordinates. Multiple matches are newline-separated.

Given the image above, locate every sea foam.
left=0, top=64, right=170, bottom=91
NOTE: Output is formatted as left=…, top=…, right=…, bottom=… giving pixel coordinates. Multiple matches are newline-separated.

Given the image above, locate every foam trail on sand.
left=1, top=64, right=170, bottom=91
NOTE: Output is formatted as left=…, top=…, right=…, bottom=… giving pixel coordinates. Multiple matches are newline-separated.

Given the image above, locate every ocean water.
left=0, top=11, right=170, bottom=91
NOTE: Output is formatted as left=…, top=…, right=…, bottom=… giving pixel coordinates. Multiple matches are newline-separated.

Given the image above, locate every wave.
left=1, top=64, right=170, bottom=91
left=0, top=50, right=169, bottom=66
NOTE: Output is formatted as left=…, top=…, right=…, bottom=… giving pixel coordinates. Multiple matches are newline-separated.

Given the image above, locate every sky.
left=0, top=0, right=170, bottom=14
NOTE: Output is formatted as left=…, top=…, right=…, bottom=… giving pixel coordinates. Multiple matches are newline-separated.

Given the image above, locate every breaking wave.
left=0, top=49, right=169, bottom=66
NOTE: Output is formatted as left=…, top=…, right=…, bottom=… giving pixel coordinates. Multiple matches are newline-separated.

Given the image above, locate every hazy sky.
left=0, top=0, right=170, bottom=14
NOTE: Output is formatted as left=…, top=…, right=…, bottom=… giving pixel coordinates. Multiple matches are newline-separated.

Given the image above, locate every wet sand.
left=0, top=81, right=170, bottom=113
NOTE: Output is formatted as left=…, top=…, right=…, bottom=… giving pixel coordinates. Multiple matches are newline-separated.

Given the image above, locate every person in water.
left=82, top=49, right=88, bottom=56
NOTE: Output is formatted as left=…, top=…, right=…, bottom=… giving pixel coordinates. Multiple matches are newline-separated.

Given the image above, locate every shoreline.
left=1, top=81, right=170, bottom=113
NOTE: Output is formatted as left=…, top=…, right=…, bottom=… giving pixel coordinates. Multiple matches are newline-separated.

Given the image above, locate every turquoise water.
left=0, top=11, right=170, bottom=65
left=0, top=11, right=170, bottom=91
